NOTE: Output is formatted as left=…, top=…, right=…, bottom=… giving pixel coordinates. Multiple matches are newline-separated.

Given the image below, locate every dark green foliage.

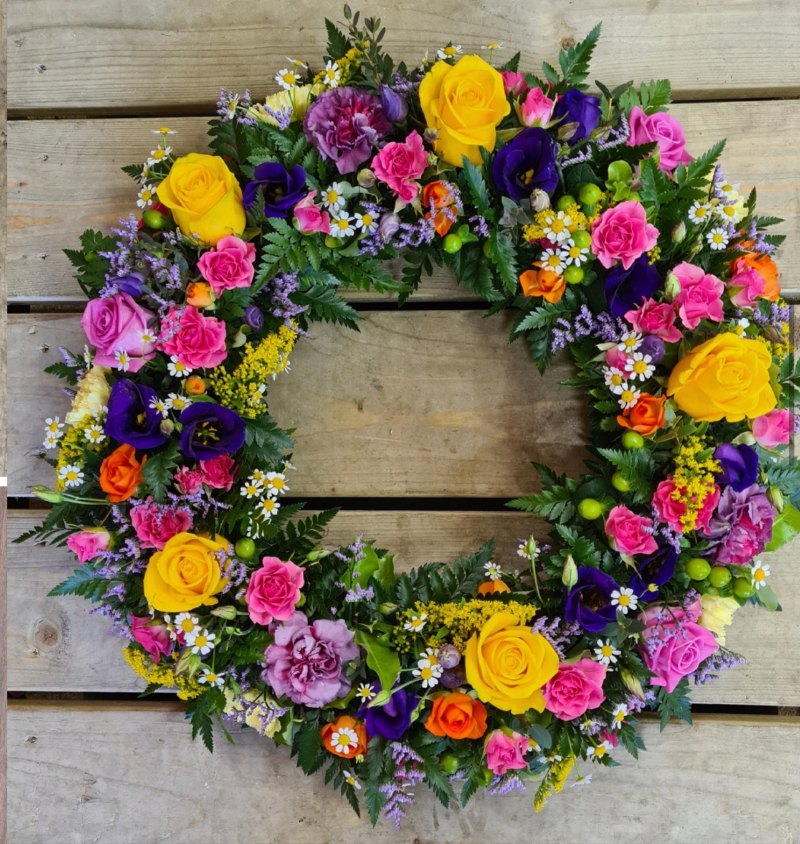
left=47, top=563, right=108, bottom=602
left=141, top=441, right=180, bottom=503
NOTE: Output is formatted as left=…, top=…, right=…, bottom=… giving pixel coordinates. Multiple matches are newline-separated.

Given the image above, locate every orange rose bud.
left=99, top=444, right=147, bottom=502
left=617, top=393, right=667, bottom=436
left=185, top=376, right=207, bottom=396
left=519, top=268, right=566, bottom=303
left=424, top=692, right=488, bottom=741
left=733, top=252, right=780, bottom=302
left=422, top=181, right=458, bottom=237
left=321, top=715, right=369, bottom=758
left=186, top=281, right=213, bottom=308
left=478, top=580, right=511, bottom=595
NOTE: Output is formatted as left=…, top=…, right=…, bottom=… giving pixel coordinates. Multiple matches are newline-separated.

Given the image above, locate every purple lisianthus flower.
left=104, top=378, right=166, bottom=449
left=179, top=402, right=245, bottom=460
left=356, top=682, right=418, bottom=740
left=629, top=542, right=678, bottom=601
left=264, top=611, right=359, bottom=707
left=604, top=254, right=661, bottom=318
left=242, top=305, right=264, bottom=333
left=639, top=334, right=665, bottom=364
left=554, top=89, right=602, bottom=142
left=565, top=567, right=620, bottom=632
left=713, top=443, right=759, bottom=493
left=491, top=128, right=558, bottom=201
left=243, top=162, right=307, bottom=217
left=113, top=271, right=147, bottom=297
left=303, top=87, right=393, bottom=175
left=379, top=84, right=408, bottom=123
left=703, top=484, right=775, bottom=565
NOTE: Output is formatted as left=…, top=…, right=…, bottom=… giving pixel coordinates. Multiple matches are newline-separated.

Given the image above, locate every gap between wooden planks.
left=6, top=99, right=800, bottom=303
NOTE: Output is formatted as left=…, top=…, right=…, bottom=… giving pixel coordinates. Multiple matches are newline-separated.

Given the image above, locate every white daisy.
left=174, top=613, right=200, bottom=639
left=436, top=44, right=462, bottom=61
left=330, top=212, right=355, bottom=238
left=517, top=538, right=539, bottom=560
left=186, top=629, right=216, bottom=656
left=137, top=185, right=156, bottom=208
left=594, top=639, right=621, bottom=666
left=734, top=317, right=751, bottom=336
left=264, top=471, right=288, bottom=497
left=561, top=238, right=590, bottom=267
left=321, top=182, right=347, bottom=210
left=149, top=395, right=171, bottom=418
left=198, top=670, right=224, bottom=688
left=484, top=561, right=503, bottom=581
left=481, top=42, right=503, bottom=50
left=617, top=384, right=641, bottom=410
left=114, top=350, right=131, bottom=372
left=611, top=587, right=639, bottom=615
left=617, top=331, right=643, bottom=354
left=167, top=356, right=193, bottom=378
left=751, top=560, right=770, bottom=590
left=344, top=771, right=362, bottom=790
left=688, top=201, right=711, bottom=225
left=151, top=127, right=177, bottom=135
left=715, top=200, right=744, bottom=224
left=139, top=328, right=157, bottom=344
left=274, top=68, right=299, bottom=89
left=624, top=352, right=655, bottom=382
left=588, top=740, right=614, bottom=762
left=166, top=393, right=191, bottom=412
left=570, top=774, right=593, bottom=787
left=84, top=425, right=106, bottom=445
left=224, top=93, right=240, bottom=120
left=412, top=656, right=443, bottom=689
left=355, top=683, right=375, bottom=703
left=285, top=57, right=308, bottom=70
left=354, top=211, right=379, bottom=233
left=240, top=479, right=263, bottom=499
left=249, top=469, right=267, bottom=483
left=140, top=165, right=152, bottom=184
left=43, top=432, right=61, bottom=450
left=543, top=211, right=572, bottom=244
left=603, top=366, right=626, bottom=395
left=329, top=726, right=359, bottom=756
left=44, top=416, right=64, bottom=436
left=58, top=464, right=85, bottom=488
left=257, top=497, right=280, bottom=520
left=540, top=247, right=566, bottom=275
left=403, top=613, right=427, bottom=633
left=707, top=227, right=729, bottom=251
left=322, top=61, right=341, bottom=88
left=147, top=146, right=172, bottom=167
left=611, top=703, right=628, bottom=730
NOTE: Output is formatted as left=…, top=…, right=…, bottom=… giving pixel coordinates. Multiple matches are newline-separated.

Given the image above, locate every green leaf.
left=242, top=414, right=295, bottom=465
left=489, top=229, right=519, bottom=294
left=141, top=441, right=180, bottom=503
left=324, top=18, right=349, bottom=60
left=556, top=23, right=601, bottom=90
left=766, top=503, right=800, bottom=552
left=655, top=678, right=692, bottom=731
left=422, top=758, right=455, bottom=808
left=461, top=156, right=491, bottom=216
left=353, top=631, right=400, bottom=692
left=529, top=723, right=552, bottom=750
left=460, top=766, right=484, bottom=807
left=292, top=718, right=326, bottom=775
left=47, top=562, right=108, bottom=602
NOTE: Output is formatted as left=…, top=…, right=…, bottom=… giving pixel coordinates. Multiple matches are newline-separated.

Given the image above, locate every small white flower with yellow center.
left=356, top=683, right=375, bottom=703
left=257, top=497, right=280, bottom=520
left=147, top=146, right=172, bottom=167
left=484, top=561, right=503, bottom=581
left=571, top=774, right=593, bottom=787
left=517, top=537, right=540, bottom=561
left=688, top=201, right=711, bottom=225
left=43, top=432, right=60, bottom=449
left=323, top=61, right=341, bottom=88
left=594, top=639, right=620, bottom=666
left=140, top=165, right=152, bottom=184
left=715, top=199, right=744, bottom=224
left=481, top=42, right=503, bottom=50
left=199, top=669, right=224, bottom=688
left=250, top=469, right=267, bottom=483
left=58, top=464, right=85, bottom=488
left=624, top=352, right=655, bottom=382
left=173, top=613, right=200, bottom=640
left=224, top=93, right=240, bottom=120
left=611, top=702, right=628, bottom=729
left=265, top=471, right=288, bottom=497
left=734, top=317, right=751, bottom=336
left=275, top=68, right=299, bottom=89
left=186, top=628, right=216, bottom=656
left=137, top=185, right=156, bottom=208
left=751, top=560, right=770, bottom=590
left=403, top=613, right=428, bottom=633
left=167, top=356, right=192, bottom=378
left=617, top=383, right=641, bottom=410
left=603, top=366, right=626, bottom=395
left=344, top=771, right=362, bottom=790
left=43, top=417, right=65, bottom=447
left=84, top=424, right=106, bottom=445
left=329, top=726, right=359, bottom=756
left=167, top=393, right=191, bottom=412
left=354, top=211, right=378, bottom=233
left=114, top=350, right=131, bottom=372
left=437, top=44, right=462, bottom=61
left=588, top=740, right=614, bottom=762
left=321, top=182, right=347, bottom=210
left=543, top=211, right=572, bottom=244
left=149, top=395, right=170, bottom=418
left=707, top=227, right=729, bottom=251
left=151, top=127, right=177, bottom=135
left=285, top=57, right=308, bottom=70
left=561, top=238, right=590, bottom=267
left=413, top=655, right=443, bottom=689
left=617, top=331, right=643, bottom=353
left=611, top=587, right=638, bottom=615
left=139, top=328, right=157, bottom=344
left=331, top=212, right=355, bottom=238
left=540, top=247, right=566, bottom=275
left=240, top=478, right=264, bottom=499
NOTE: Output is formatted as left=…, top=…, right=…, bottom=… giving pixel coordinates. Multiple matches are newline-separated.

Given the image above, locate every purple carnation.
left=703, top=484, right=775, bottom=565
left=565, top=567, right=620, bottom=632
left=264, top=611, right=359, bottom=707
left=303, top=87, right=392, bottom=174
left=356, top=682, right=418, bottom=740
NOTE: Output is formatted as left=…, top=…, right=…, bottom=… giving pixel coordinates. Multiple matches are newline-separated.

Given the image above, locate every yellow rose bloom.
left=65, top=365, right=111, bottom=425
left=667, top=332, right=777, bottom=422
left=143, top=532, right=229, bottom=612
left=464, top=612, right=558, bottom=714
left=156, top=153, right=245, bottom=246
left=419, top=55, right=510, bottom=166
left=698, top=593, right=740, bottom=646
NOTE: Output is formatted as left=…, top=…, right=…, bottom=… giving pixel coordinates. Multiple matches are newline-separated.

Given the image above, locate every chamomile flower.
left=344, top=771, right=361, bottom=790
left=356, top=683, right=375, bottom=703
left=149, top=395, right=170, bottom=418
left=707, top=227, right=729, bottom=251
left=561, top=238, right=590, bottom=267
left=240, top=479, right=264, bottom=499
left=329, top=726, right=359, bottom=756
left=611, top=587, right=638, bottom=614
left=114, top=350, right=131, bottom=372
left=413, top=656, right=443, bottom=689
left=481, top=41, right=503, bottom=50
left=751, top=560, right=770, bottom=590
left=331, top=212, right=355, bottom=238
left=249, top=469, right=267, bottom=484
left=611, top=703, right=628, bottom=729
left=571, top=774, right=593, bottom=787
left=403, top=613, right=428, bottom=633
left=322, top=61, right=341, bottom=88
left=543, top=210, right=573, bottom=244
left=617, top=384, right=641, bottom=410
left=624, top=352, right=655, bottom=382
left=199, top=670, right=224, bottom=688
left=517, top=537, right=540, bottom=561
left=257, top=497, right=280, bottom=520
left=275, top=68, right=299, bottom=89
left=166, top=393, right=191, bottom=412
left=224, top=93, right=240, bottom=120
left=354, top=211, right=378, bottom=233
left=617, top=331, right=643, bottom=353
left=540, top=247, right=566, bottom=275
left=137, top=185, right=156, bottom=208
left=264, top=471, right=288, bottom=497
left=44, top=417, right=65, bottom=438
left=186, top=628, right=216, bottom=656
left=140, top=165, right=152, bottom=184
left=43, top=432, right=61, bottom=450
left=594, top=639, right=621, bottom=666
left=58, top=464, right=85, bottom=488
left=735, top=317, right=751, bottom=336
left=147, top=146, right=172, bottom=167
left=173, top=613, right=200, bottom=639
left=603, top=366, right=626, bottom=395
left=84, top=424, right=107, bottom=445
left=484, top=561, right=503, bottom=581
left=167, top=356, right=192, bottom=378
left=151, top=127, right=177, bottom=135
left=321, top=182, right=347, bottom=210
left=139, top=328, right=157, bottom=344
left=588, top=740, right=614, bottom=762
left=437, top=44, right=462, bottom=61
left=285, top=57, right=308, bottom=70
left=715, top=199, right=744, bottom=224
left=688, top=201, right=712, bottom=225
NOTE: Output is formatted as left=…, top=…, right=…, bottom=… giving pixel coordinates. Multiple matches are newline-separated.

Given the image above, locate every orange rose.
left=425, top=692, right=488, bottom=740
left=478, top=580, right=511, bottom=595
left=186, top=281, right=213, bottom=308
left=732, top=250, right=780, bottom=302
left=321, top=715, right=368, bottom=759
left=519, top=268, right=566, bottom=303
left=422, top=181, right=458, bottom=236
left=617, top=393, right=667, bottom=435
left=99, top=444, right=146, bottom=502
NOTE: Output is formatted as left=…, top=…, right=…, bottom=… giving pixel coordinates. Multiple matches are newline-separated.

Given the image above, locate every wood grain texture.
left=8, top=512, right=800, bottom=705
left=7, top=100, right=800, bottom=302
left=8, top=703, right=800, bottom=844
left=7, top=0, right=800, bottom=114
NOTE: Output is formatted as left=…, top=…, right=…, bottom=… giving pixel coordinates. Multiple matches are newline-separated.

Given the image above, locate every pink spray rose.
left=605, top=504, right=659, bottom=556
left=198, top=455, right=236, bottom=491
left=484, top=730, right=531, bottom=775
left=543, top=659, right=606, bottom=721
left=501, top=71, right=528, bottom=97
left=293, top=190, right=331, bottom=235
left=752, top=409, right=794, bottom=449
left=81, top=292, right=157, bottom=373
left=727, top=265, right=766, bottom=308
left=196, top=235, right=256, bottom=296
left=672, top=262, right=725, bottom=329
left=66, top=529, right=111, bottom=563
left=130, top=499, right=192, bottom=550
left=129, top=615, right=173, bottom=663
left=161, top=305, right=227, bottom=369
left=639, top=597, right=719, bottom=692
left=245, top=557, right=305, bottom=626
left=371, top=131, right=428, bottom=203
left=624, top=298, right=682, bottom=343
left=652, top=477, right=720, bottom=533
left=591, top=201, right=659, bottom=270
left=627, top=106, right=692, bottom=173
left=520, top=87, right=555, bottom=127
left=605, top=346, right=631, bottom=370
left=174, top=466, right=204, bottom=495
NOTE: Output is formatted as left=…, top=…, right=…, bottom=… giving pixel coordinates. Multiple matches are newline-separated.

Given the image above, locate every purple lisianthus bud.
left=379, top=84, right=408, bottom=123
left=639, top=335, right=665, bottom=363
left=114, top=270, right=147, bottom=297
left=440, top=665, right=467, bottom=689
left=377, top=212, right=401, bottom=243
left=437, top=644, right=461, bottom=670
left=242, top=306, right=263, bottom=332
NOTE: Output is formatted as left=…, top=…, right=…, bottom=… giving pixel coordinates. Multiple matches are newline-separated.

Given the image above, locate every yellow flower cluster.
left=647, top=246, right=661, bottom=264
left=753, top=331, right=792, bottom=362
left=313, top=47, right=363, bottom=88
left=207, top=325, right=297, bottom=418
left=54, top=416, right=109, bottom=491
left=123, top=646, right=202, bottom=700
left=671, top=436, right=721, bottom=532
left=521, top=205, right=597, bottom=244
left=534, top=756, right=575, bottom=812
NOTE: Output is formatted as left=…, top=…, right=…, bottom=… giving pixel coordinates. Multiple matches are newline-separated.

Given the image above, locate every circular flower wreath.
left=26, top=8, right=800, bottom=827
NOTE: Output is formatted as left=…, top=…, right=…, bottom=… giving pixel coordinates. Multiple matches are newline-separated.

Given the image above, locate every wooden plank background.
left=6, top=0, right=800, bottom=839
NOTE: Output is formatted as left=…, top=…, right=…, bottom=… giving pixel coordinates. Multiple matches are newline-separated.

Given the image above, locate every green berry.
left=84, top=251, right=98, bottom=262
left=621, top=431, right=645, bottom=450
left=324, top=235, right=341, bottom=248
left=557, top=194, right=577, bottom=211
left=563, top=265, right=585, bottom=284
left=142, top=210, right=166, bottom=230
left=579, top=183, right=602, bottom=206
left=482, top=240, right=492, bottom=258
left=685, top=558, right=711, bottom=581
left=440, top=753, right=460, bottom=775
left=704, top=585, right=720, bottom=596
left=478, top=767, right=494, bottom=787
left=571, top=229, right=592, bottom=250
left=734, top=579, right=756, bottom=599
left=708, top=567, right=732, bottom=588
left=235, top=538, right=256, bottom=559
left=607, top=160, right=633, bottom=184
left=443, top=233, right=463, bottom=254
left=611, top=471, right=630, bottom=492
left=577, top=498, right=603, bottom=520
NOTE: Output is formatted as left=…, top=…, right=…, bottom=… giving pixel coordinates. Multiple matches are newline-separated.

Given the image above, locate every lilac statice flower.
left=264, top=271, right=309, bottom=334
left=378, top=743, right=425, bottom=830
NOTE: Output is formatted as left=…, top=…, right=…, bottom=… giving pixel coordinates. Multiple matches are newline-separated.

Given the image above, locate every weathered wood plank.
left=7, top=100, right=800, bottom=302
left=8, top=703, right=800, bottom=844
left=8, top=0, right=800, bottom=114
left=8, top=512, right=800, bottom=705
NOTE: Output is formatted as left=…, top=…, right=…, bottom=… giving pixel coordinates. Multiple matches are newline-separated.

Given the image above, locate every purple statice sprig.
left=693, top=647, right=746, bottom=685
left=551, top=306, right=628, bottom=355
left=530, top=616, right=581, bottom=660
left=379, top=743, right=425, bottom=830
left=265, top=270, right=309, bottom=335
left=489, top=773, right=527, bottom=796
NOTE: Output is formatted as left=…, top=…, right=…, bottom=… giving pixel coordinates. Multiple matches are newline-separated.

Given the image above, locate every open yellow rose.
left=667, top=332, right=777, bottom=422
left=156, top=153, right=245, bottom=246
left=419, top=55, right=510, bottom=166
left=143, top=532, right=229, bottom=612
left=464, top=612, right=558, bottom=714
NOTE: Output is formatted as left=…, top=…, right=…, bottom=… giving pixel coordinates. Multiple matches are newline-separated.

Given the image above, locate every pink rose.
left=66, top=529, right=111, bottom=563
left=727, top=265, right=766, bottom=308
left=293, top=190, right=331, bottom=235
left=501, top=71, right=528, bottom=97
left=752, top=409, right=794, bottom=449
left=371, top=131, right=428, bottom=203
left=161, top=306, right=227, bottom=369
left=543, top=659, right=606, bottom=721
left=129, top=615, right=173, bottom=663
left=672, top=262, right=724, bottom=329
left=605, top=346, right=630, bottom=369
left=198, top=455, right=236, bottom=491
left=653, top=477, right=720, bottom=533
left=81, top=292, right=157, bottom=373
left=627, top=106, right=691, bottom=173
left=484, top=729, right=530, bottom=776
left=639, top=598, right=719, bottom=692
left=174, top=466, right=204, bottom=495
left=624, top=298, right=682, bottom=343
left=196, top=235, right=256, bottom=296
left=245, top=557, right=305, bottom=626
left=130, top=499, right=192, bottom=550
left=520, top=88, right=555, bottom=127
left=605, top=504, right=658, bottom=556
left=591, top=201, right=659, bottom=270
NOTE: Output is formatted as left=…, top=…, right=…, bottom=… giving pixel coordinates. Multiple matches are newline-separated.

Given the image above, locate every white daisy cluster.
left=148, top=392, right=192, bottom=418
left=43, top=416, right=65, bottom=450
left=243, top=465, right=293, bottom=538
left=412, top=648, right=443, bottom=689
left=321, top=181, right=378, bottom=239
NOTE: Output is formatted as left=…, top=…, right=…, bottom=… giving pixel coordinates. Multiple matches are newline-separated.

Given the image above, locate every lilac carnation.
left=263, top=611, right=359, bottom=707
left=703, top=484, right=775, bottom=565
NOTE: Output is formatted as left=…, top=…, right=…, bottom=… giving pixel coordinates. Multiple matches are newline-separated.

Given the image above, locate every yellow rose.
left=156, top=153, right=245, bottom=246
left=698, top=594, right=740, bottom=645
left=247, top=84, right=321, bottom=127
left=464, top=612, right=558, bottom=714
left=65, top=365, right=111, bottom=425
left=143, top=532, right=229, bottom=612
left=667, top=333, right=777, bottom=422
left=419, top=55, right=510, bottom=166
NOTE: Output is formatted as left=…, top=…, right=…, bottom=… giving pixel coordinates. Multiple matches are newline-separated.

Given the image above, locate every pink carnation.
left=624, top=298, right=682, bottom=343
left=520, top=88, right=555, bottom=127
left=66, top=529, right=111, bottom=563
left=245, top=557, right=305, bottom=626
left=591, top=201, right=659, bottom=270
left=129, top=615, right=173, bottom=663
left=81, top=292, right=157, bottom=373
left=484, top=730, right=530, bottom=776
left=605, top=504, right=658, bottom=556
left=196, top=236, right=256, bottom=296
left=673, top=262, right=725, bottom=329
left=161, top=305, right=227, bottom=369
left=198, top=455, right=236, bottom=491
left=543, top=659, right=606, bottom=721
left=174, top=466, right=204, bottom=495
left=293, top=190, right=331, bottom=235
left=130, top=499, right=192, bottom=550
left=652, top=477, right=720, bottom=533
left=501, top=71, right=528, bottom=97
left=627, top=106, right=692, bottom=173
left=371, top=131, right=428, bottom=203
left=752, top=409, right=794, bottom=449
